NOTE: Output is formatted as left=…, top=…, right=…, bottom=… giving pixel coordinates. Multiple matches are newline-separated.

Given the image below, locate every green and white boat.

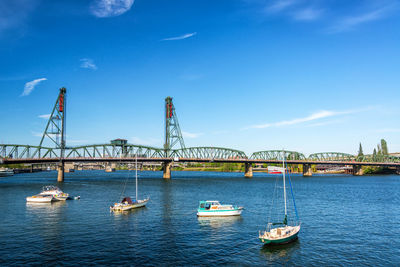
left=259, top=154, right=301, bottom=245
left=197, top=201, right=243, bottom=217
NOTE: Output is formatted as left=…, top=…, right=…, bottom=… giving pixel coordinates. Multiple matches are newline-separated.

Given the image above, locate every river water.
left=0, top=171, right=399, bottom=266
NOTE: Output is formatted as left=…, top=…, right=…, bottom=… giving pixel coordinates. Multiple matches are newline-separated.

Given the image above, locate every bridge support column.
left=163, top=161, right=172, bottom=179
left=397, top=167, right=400, bottom=175
left=244, top=163, right=253, bottom=178
left=303, top=164, right=312, bottom=177
left=353, top=165, right=364, bottom=176
left=57, top=162, right=64, bottom=182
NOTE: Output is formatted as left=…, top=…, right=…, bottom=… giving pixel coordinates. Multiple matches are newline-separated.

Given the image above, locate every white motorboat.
left=39, top=185, right=69, bottom=201
left=197, top=201, right=243, bottom=217
left=26, top=194, right=54, bottom=203
left=0, top=168, right=14, bottom=177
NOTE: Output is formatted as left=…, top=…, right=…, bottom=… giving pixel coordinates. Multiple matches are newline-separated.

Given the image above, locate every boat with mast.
left=259, top=152, right=301, bottom=245
left=110, top=155, right=149, bottom=212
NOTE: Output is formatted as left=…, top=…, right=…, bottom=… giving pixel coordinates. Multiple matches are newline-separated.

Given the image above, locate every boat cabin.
left=198, top=201, right=221, bottom=210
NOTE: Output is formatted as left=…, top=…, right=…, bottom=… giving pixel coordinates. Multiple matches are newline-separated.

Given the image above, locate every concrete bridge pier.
left=244, top=163, right=253, bottom=178
left=353, top=165, right=364, bottom=176
left=303, top=164, right=312, bottom=177
left=57, top=162, right=64, bottom=182
left=162, top=161, right=172, bottom=179
left=397, top=167, right=400, bottom=175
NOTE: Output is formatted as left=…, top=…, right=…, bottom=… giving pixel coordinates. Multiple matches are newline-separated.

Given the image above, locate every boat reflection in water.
left=26, top=200, right=67, bottom=212
left=260, top=238, right=300, bottom=262
left=197, top=216, right=242, bottom=228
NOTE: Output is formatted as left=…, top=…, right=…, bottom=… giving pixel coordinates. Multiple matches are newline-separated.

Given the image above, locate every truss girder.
left=171, top=147, right=247, bottom=160
left=0, top=144, right=57, bottom=159
left=250, top=150, right=306, bottom=160
left=308, top=152, right=355, bottom=161
left=64, top=144, right=165, bottom=159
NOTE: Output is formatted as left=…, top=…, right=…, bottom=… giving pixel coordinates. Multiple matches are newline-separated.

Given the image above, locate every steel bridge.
left=1, top=88, right=400, bottom=180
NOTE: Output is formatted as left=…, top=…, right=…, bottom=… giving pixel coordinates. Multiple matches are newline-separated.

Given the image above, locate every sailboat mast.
left=283, top=152, right=287, bottom=216
left=135, top=153, right=138, bottom=201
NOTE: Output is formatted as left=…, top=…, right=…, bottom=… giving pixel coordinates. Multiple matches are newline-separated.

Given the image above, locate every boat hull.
left=26, top=195, right=54, bottom=203
left=197, top=209, right=242, bottom=217
left=110, top=198, right=149, bottom=212
left=259, top=225, right=301, bottom=245
left=259, top=232, right=299, bottom=245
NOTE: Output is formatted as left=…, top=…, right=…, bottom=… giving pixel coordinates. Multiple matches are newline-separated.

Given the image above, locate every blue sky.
left=0, top=0, right=399, bottom=156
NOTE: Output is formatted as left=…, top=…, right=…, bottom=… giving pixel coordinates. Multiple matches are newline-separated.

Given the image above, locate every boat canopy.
left=121, top=197, right=133, bottom=204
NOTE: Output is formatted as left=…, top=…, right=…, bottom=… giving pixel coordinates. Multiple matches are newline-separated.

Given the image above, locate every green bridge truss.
left=250, top=150, right=306, bottom=160
left=308, top=152, right=355, bottom=161
left=171, top=147, right=247, bottom=159
left=2, top=144, right=400, bottom=163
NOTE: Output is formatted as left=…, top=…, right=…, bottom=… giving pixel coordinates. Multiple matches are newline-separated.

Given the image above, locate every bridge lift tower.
left=40, top=87, right=66, bottom=182
left=163, top=96, right=185, bottom=178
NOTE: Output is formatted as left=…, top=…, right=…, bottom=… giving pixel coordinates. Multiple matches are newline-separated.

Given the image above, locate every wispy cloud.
left=90, top=0, right=134, bottom=18
left=21, top=78, right=47, bottom=96
left=0, top=0, right=38, bottom=35
left=31, top=131, right=43, bottom=137
left=38, top=114, right=51, bottom=119
left=182, top=131, right=203, bottom=139
left=245, top=108, right=367, bottom=129
left=162, top=32, right=197, bottom=41
left=80, top=58, right=97, bottom=70
left=293, top=7, right=323, bottom=21
left=328, top=4, right=397, bottom=33
left=375, top=128, right=400, bottom=133
left=266, top=0, right=296, bottom=13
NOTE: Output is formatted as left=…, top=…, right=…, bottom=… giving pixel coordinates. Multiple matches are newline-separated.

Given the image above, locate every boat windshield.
left=42, top=185, right=60, bottom=191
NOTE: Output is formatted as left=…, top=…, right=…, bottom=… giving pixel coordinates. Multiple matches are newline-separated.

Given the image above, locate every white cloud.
left=80, top=58, right=97, bottom=70
left=38, top=114, right=51, bottom=119
left=90, top=0, right=134, bottom=18
left=246, top=108, right=365, bottom=129
left=182, top=131, right=203, bottom=139
left=293, top=7, right=323, bottom=21
left=328, top=4, right=396, bottom=33
left=21, top=78, right=47, bottom=96
left=162, top=32, right=197, bottom=41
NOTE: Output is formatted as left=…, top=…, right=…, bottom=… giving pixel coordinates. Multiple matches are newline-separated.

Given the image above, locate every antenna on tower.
left=164, top=96, right=185, bottom=157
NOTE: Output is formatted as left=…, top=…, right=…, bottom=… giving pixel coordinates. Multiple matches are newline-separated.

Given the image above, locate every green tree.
left=373, top=148, right=377, bottom=161
left=377, top=144, right=382, bottom=155
left=357, top=143, right=364, bottom=157
left=381, top=139, right=388, bottom=155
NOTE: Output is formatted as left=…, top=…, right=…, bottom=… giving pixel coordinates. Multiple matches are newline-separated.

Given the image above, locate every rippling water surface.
left=0, top=171, right=399, bottom=266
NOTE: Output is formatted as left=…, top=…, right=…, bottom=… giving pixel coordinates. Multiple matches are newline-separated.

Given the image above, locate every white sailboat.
left=110, top=155, right=149, bottom=212
left=259, top=152, right=301, bottom=245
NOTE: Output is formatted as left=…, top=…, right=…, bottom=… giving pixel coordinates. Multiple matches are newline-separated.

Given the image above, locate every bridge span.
left=1, top=88, right=399, bottom=181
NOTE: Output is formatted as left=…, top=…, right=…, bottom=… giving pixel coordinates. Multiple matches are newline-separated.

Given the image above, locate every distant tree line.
left=358, top=139, right=389, bottom=161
